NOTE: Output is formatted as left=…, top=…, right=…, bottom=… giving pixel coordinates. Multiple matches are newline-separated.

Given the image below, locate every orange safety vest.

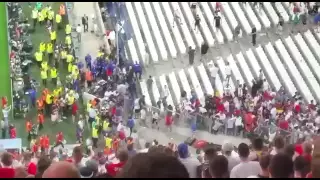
left=40, top=136, right=45, bottom=148
left=85, top=71, right=93, bottom=81
left=59, top=4, right=66, bottom=16
left=26, top=121, right=32, bottom=132
left=37, top=99, right=44, bottom=110
left=112, top=138, right=120, bottom=152
left=38, top=113, right=44, bottom=124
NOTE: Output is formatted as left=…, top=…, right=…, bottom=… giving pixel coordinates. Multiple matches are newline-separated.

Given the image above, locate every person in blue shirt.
left=77, top=61, right=84, bottom=70
left=27, top=89, right=36, bottom=108
left=127, top=117, right=135, bottom=137
left=85, top=54, right=92, bottom=70
left=133, top=61, right=142, bottom=80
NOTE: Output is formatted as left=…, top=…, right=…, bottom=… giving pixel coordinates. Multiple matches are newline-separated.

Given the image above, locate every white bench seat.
left=226, top=54, right=245, bottom=86
left=179, top=2, right=207, bottom=47
left=208, top=2, right=233, bottom=41
left=197, top=63, right=214, bottom=96
left=151, top=77, right=162, bottom=110
left=143, top=2, right=176, bottom=59
left=282, top=2, right=294, bottom=17
left=250, top=2, right=271, bottom=29
left=133, top=2, right=163, bottom=62
left=157, top=2, right=186, bottom=55
left=255, top=46, right=281, bottom=90
left=264, top=42, right=296, bottom=96
left=235, top=52, right=254, bottom=87
left=127, top=38, right=139, bottom=63
left=200, top=2, right=224, bottom=44
left=216, top=57, right=235, bottom=90
left=178, top=69, right=192, bottom=100
left=274, top=2, right=290, bottom=22
left=229, top=2, right=253, bottom=34
left=221, top=2, right=242, bottom=38
left=303, top=30, right=320, bottom=64
left=284, top=36, right=320, bottom=101
left=168, top=2, right=196, bottom=49
left=168, top=72, right=181, bottom=106
left=274, top=39, right=314, bottom=102
left=263, top=2, right=279, bottom=26
left=241, top=2, right=262, bottom=32
left=159, top=74, right=175, bottom=108
left=140, top=80, right=152, bottom=107
left=125, top=2, right=149, bottom=64
left=245, top=48, right=262, bottom=79
left=294, top=33, right=320, bottom=83
left=188, top=66, right=205, bottom=104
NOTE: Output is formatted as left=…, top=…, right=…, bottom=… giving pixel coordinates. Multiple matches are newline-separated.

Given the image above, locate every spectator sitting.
left=249, top=137, right=264, bottom=161
left=106, top=149, right=128, bottom=177
left=270, top=136, right=285, bottom=155
left=294, top=156, right=309, bottom=178
left=221, top=142, right=240, bottom=172
left=209, top=155, right=229, bottom=178
left=35, top=155, right=52, bottom=178
left=117, top=152, right=189, bottom=178
left=269, top=153, right=294, bottom=178
left=177, top=143, right=201, bottom=178
left=248, top=154, right=271, bottom=178
left=42, top=161, right=80, bottom=178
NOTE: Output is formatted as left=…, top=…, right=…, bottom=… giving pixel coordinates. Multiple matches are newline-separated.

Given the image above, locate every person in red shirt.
left=38, top=112, right=45, bottom=131
left=295, top=102, right=302, bottom=114
left=1, top=96, right=7, bottom=108
left=106, top=150, right=128, bottom=177
left=32, top=141, right=39, bottom=154
left=165, top=114, right=173, bottom=132
left=26, top=120, right=33, bottom=142
left=54, top=132, right=64, bottom=148
left=278, top=119, right=289, bottom=131
left=9, top=124, right=16, bottom=139
left=39, top=135, right=46, bottom=152
left=44, top=135, right=50, bottom=153
left=71, top=102, right=78, bottom=123
left=302, top=142, right=313, bottom=165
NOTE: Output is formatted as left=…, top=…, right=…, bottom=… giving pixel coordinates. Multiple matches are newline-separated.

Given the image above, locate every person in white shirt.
left=2, top=105, right=11, bottom=127
left=152, top=111, right=159, bottom=130
left=209, top=63, right=218, bottom=89
left=225, top=62, right=231, bottom=85
left=230, top=143, right=261, bottom=178
left=173, top=9, right=182, bottom=27
left=76, top=24, right=82, bottom=42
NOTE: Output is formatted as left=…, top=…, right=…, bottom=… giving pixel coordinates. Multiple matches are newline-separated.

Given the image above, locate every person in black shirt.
left=277, top=15, right=284, bottom=35
left=82, top=14, right=89, bottom=32
left=188, top=46, right=195, bottom=65
left=194, top=15, right=201, bottom=32
left=251, top=27, right=257, bottom=46
left=214, top=12, right=221, bottom=30
left=200, top=42, right=209, bottom=62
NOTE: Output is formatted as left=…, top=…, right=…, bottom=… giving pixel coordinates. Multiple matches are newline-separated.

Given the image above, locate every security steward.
left=40, top=68, right=48, bottom=87
left=32, top=8, right=38, bottom=29
left=55, top=13, right=62, bottom=30
left=46, top=42, right=54, bottom=63
left=65, top=24, right=72, bottom=36
left=50, top=66, right=58, bottom=86
left=34, top=51, right=43, bottom=68
left=50, top=30, right=57, bottom=45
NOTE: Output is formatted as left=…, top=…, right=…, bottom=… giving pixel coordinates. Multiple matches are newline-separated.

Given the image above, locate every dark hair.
left=204, top=147, right=217, bottom=161
left=252, top=138, right=264, bottom=151
left=294, top=156, right=309, bottom=178
left=269, top=153, right=293, bottom=178
left=95, top=173, right=113, bottom=178
left=117, top=149, right=129, bottom=162
left=259, top=154, right=271, bottom=170
left=209, top=155, right=229, bottom=178
left=284, top=144, right=295, bottom=159
left=116, top=153, right=189, bottom=178
left=35, top=155, right=52, bottom=178
left=274, top=136, right=285, bottom=150
left=1, top=152, right=13, bottom=167
left=238, top=143, right=250, bottom=158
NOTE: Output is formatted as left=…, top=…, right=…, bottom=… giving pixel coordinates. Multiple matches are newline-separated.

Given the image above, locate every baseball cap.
left=178, top=143, right=189, bottom=159
left=79, top=166, right=94, bottom=178
left=222, top=142, right=234, bottom=152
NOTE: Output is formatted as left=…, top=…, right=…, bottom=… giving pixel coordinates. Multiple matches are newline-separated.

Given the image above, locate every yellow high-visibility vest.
left=38, top=12, right=44, bottom=22
left=48, top=10, right=54, bottom=20
left=65, top=24, right=71, bottom=35
left=55, top=14, right=61, bottom=23
left=68, top=63, right=73, bottom=73
left=65, top=36, right=71, bottom=45
left=50, top=69, right=57, bottom=78
left=53, top=89, right=60, bottom=97
left=105, top=137, right=112, bottom=148
left=50, top=31, right=56, bottom=40
left=86, top=102, right=92, bottom=112
left=32, top=9, right=38, bottom=19
left=92, top=128, right=98, bottom=138
left=41, top=62, right=48, bottom=71
left=47, top=43, right=53, bottom=53
left=40, top=43, right=46, bottom=52
left=66, top=54, right=73, bottom=63
left=41, top=8, right=47, bottom=18
left=103, top=121, right=109, bottom=131
left=34, top=52, right=43, bottom=62
left=60, top=51, right=67, bottom=59
left=46, top=94, right=53, bottom=104
left=96, top=116, right=100, bottom=125
left=67, top=96, right=75, bottom=105
left=40, top=70, right=47, bottom=79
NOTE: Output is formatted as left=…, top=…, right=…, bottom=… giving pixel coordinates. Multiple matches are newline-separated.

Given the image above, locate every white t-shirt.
left=225, top=65, right=231, bottom=76
left=76, top=26, right=82, bottom=33
left=210, top=66, right=218, bottom=78
left=230, top=161, right=262, bottom=178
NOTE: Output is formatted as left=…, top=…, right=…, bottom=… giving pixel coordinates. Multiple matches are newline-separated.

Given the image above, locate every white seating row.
left=263, top=42, right=296, bottom=96
left=159, top=74, right=175, bottom=111
left=179, top=2, right=206, bottom=47
left=245, top=48, right=262, bottom=79
left=168, top=72, right=181, bottom=106
left=240, top=2, right=262, bottom=32
left=229, top=2, right=253, bottom=34
left=282, top=2, right=294, bottom=17
left=274, top=39, right=314, bottom=102
left=178, top=69, right=192, bottom=100
left=169, top=2, right=196, bottom=49
left=227, top=54, right=245, bottom=86
left=221, top=2, right=242, bottom=38
left=197, top=63, right=214, bottom=96
left=263, top=2, right=279, bottom=26
left=140, top=80, right=152, bottom=107
left=133, top=2, right=160, bottom=63
left=293, top=33, right=320, bottom=83
left=151, top=77, right=162, bottom=109
left=142, top=2, right=171, bottom=60
left=200, top=2, right=224, bottom=44
left=151, top=2, right=181, bottom=57
left=303, top=30, right=320, bottom=64
left=284, top=36, right=320, bottom=101
left=188, top=66, right=205, bottom=105
left=274, top=2, right=290, bottom=22
left=235, top=52, right=254, bottom=87
left=255, top=45, right=281, bottom=90
left=249, top=2, right=271, bottom=29
left=125, top=2, right=145, bottom=64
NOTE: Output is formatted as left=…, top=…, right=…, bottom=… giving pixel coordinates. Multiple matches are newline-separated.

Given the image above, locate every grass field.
left=0, top=2, right=12, bottom=116
left=10, top=2, right=88, bottom=146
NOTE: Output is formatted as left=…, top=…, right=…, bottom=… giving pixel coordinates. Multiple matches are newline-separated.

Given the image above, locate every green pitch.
left=5, top=2, right=88, bottom=146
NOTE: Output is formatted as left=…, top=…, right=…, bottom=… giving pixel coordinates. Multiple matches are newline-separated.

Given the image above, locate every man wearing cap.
left=222, top=142, right=240, bottom=172
left=178, top=143, right=201, bottom=178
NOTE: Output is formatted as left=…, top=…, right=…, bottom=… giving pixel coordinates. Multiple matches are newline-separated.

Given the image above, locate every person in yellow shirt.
left=40, top=68, right=48, bottom=87
left=41, top=61, right=48, bottom=72
left=66, top=54, right=74, bottom=64
left=45, top=93, right=53, bottom=115
left=41, top=7, right=48, bottom=23
left=50, top=30, right=57, bottom=45
left=65, top=24, right=72, bottom=35
left=50, top=66, right=58, bottom=86
left=65, top=35, right=72, bottom=48
left=34, top=51, right=43, bottom=68
left=92, top=125, right=99, bottom=148
left=31, top=8, right=38, bottom=29
left=55, top=13, right=62, bottom=30
left=46, top=42, right=54, bottom=62
left=47, top=9, right=54, bottom=25
left=71, top=64, right=79, bottom=80
left=39, top=42, right=46, bottom=53
left=38, top=12, right=44, bottom=25
left=60, top=49, right=67, bottom=67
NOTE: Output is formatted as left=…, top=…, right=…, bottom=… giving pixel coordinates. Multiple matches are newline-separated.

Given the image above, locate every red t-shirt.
left=303, top=154, right=312, bottom=164
left=10, top=128, right=16, bottom=138
left=72, top=103, right=78, bottom=115
left=165, top=115, right=172, bottom=126
left=56, top=133, right=64, bottom=143
left=106, top=161, right=126, bottom=177
left=279, top=120, right=289, bottom=130
left=118, top=131, right=126, bottom=140
left=0, top=168, right=15, bottom=178
left=1, top=97, right=7, bottom=108
left=295, top=104, right=301, bottom=113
